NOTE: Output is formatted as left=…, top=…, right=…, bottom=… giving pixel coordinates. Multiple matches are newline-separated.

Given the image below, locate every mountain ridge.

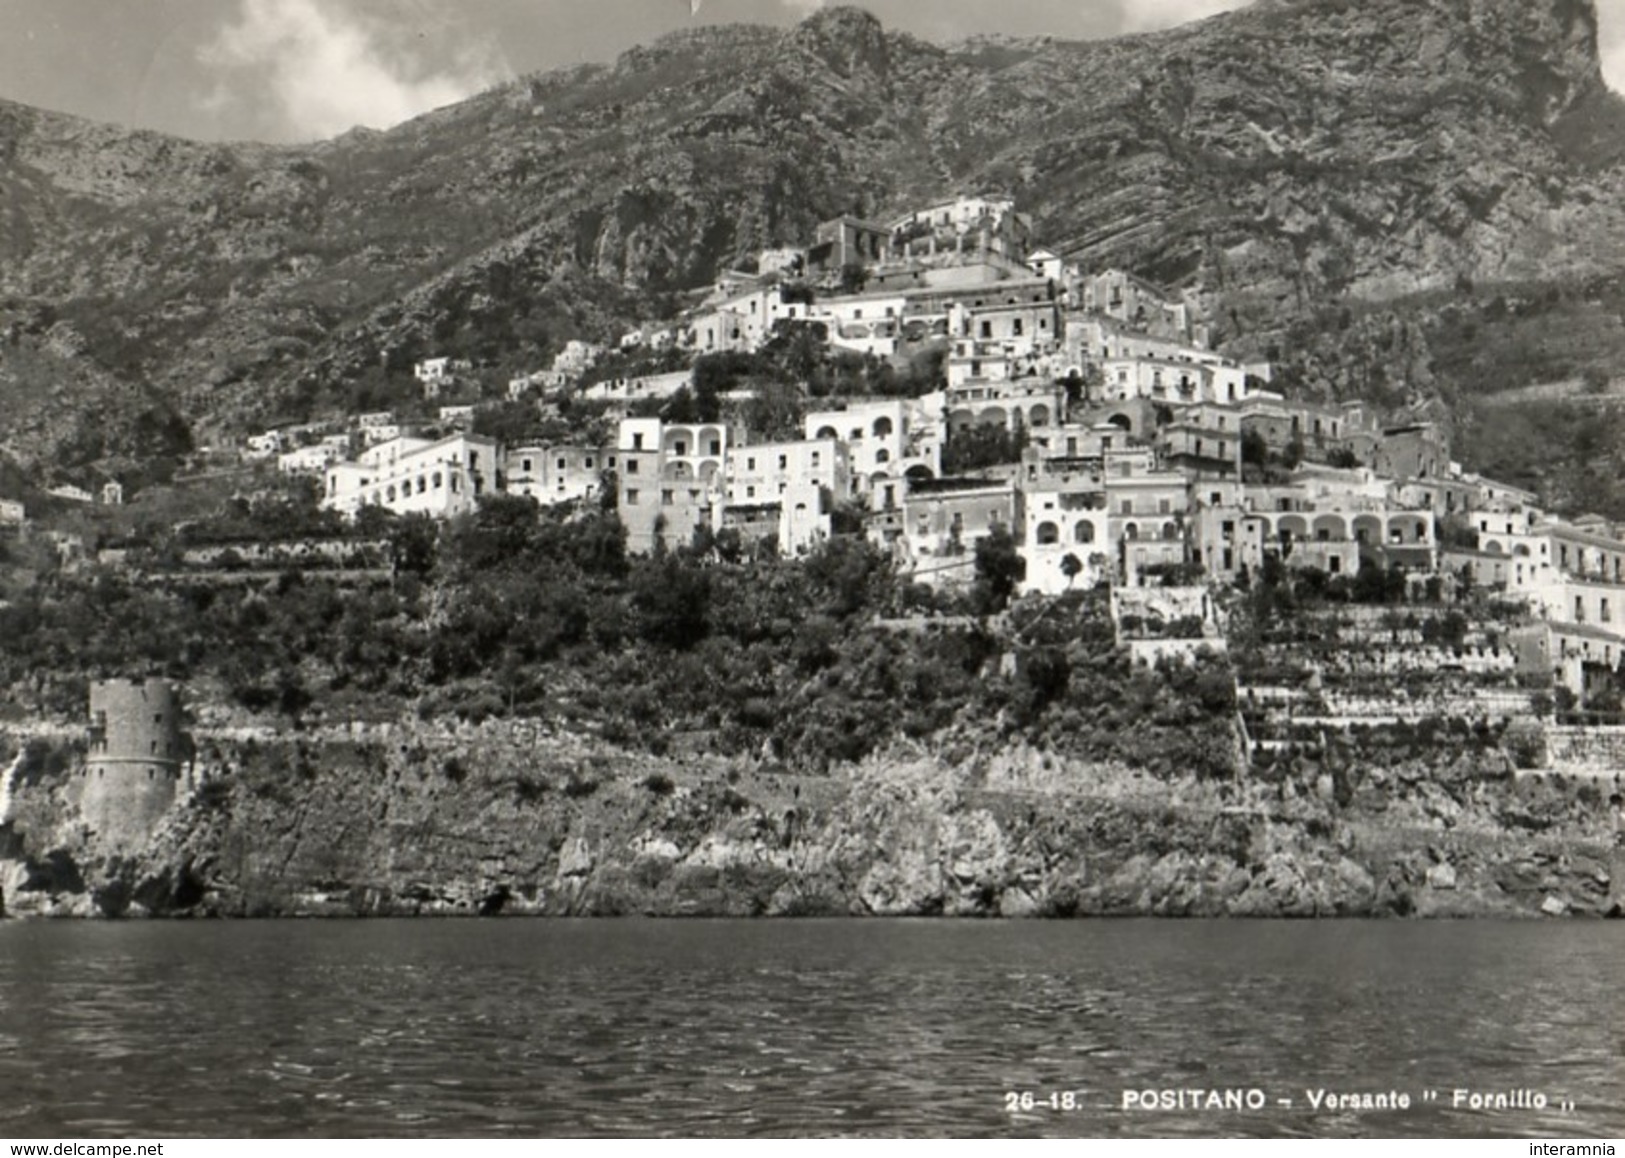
left=2, top=0, right=1625, bottom=486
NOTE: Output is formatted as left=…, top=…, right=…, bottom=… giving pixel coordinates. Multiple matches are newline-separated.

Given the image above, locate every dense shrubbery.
left=0, top=495, right=1239, bottom=774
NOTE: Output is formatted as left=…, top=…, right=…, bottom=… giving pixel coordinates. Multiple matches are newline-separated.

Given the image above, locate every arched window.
left=1036, top=521, right=1060, bottom=545
left=1075, top=521, right=1096, bottom=545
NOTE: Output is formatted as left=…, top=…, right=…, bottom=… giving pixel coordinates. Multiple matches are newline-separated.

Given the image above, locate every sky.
left=0, top=0, right=1621, bottom=144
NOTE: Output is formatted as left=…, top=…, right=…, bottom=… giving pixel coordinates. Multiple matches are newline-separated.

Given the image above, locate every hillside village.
left=9, top=193, right=1625, bottom=758
left=180, top=196, right=1622, bottom=714
left=3, top=0, right=1625, bottom=924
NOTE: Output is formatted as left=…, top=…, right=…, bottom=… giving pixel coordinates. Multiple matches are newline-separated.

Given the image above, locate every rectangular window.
left=674, top=441, right=687, bottom=457
left=778, top=454, right=788, bottom=470
left=626, top=459, right=638, bottom=475
left=626, top=489, right=639, bottom=505
left=747, top=457, right=756, bottom=471
left=558, top=458, right=567, bottom=471
left=521, top=458, right=532, bottom=473
left=1120, top=500, right=1132, bottom=515
left=633, top=433, right=645, bottom=450
left=709, top=440, right=722, bottom=456
left=662, top=490, right=674, bottom=506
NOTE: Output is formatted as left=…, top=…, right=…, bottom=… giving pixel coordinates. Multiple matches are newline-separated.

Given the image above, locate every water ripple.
left=0, top=920, right=1619, bottom=1137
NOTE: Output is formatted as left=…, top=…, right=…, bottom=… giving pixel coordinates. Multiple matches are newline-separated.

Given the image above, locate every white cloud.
left=1118, top=0, right=1248, bottom=34
left=1601, top=2, right=1625, bottom=92
left=200, top=0, right=501, bottom=141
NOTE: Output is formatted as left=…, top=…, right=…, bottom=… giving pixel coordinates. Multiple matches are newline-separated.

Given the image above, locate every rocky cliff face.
left=3, top=0, right=1625, bottom=470
left=1, top=723, right=1615, bottom=920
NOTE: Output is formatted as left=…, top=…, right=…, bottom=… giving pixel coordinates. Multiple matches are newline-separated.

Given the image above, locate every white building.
left=278, top=445, right=343, bottom=475
left=1021, top=487, right=1111, bottom=595
left=582, top=370, right=692, bottom=404
left=725, top=438, right=851, bottom=507
left=1026, top=248, right=1065, bottom=283
left=890, top=195, right=1017, bottom=236
left=244, top=431, right=286, bottom=457
left=618, top=418, right=728, bottom=484
left=507, top=445, right=617, bottom=507
left=322, top=434, right=501, bottom=520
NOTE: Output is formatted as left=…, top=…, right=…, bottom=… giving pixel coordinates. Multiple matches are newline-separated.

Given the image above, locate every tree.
left=389, top=514, right=438, bottom=575
left=1241, top=428, right=1269, bottom=467
left=632, top=554, right=711, bottom=649
left=1060, top=553, right=1083, bottom=588
left=838, top=263, right=870, bottom=295
left=943, top=423, right=1027, bottom=474
left=473, top=402, right=543, bottom=445
left=973, top=526, right=1024, bottom=613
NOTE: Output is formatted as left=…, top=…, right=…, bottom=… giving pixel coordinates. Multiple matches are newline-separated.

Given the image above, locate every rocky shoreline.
left=2, top=723, right=1619, bottom=920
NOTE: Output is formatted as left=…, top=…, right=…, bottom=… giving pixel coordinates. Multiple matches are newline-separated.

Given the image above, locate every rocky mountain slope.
left=4, top=0, right=1625, bottom=478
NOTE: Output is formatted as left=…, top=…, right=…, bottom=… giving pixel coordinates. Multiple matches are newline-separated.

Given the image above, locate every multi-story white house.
left=507, top=445, right=618, bottom=507
left=724, top=439, right=851, bottom=507
left=618, top=418, right=728, bottom=484
left=322, top=434, right=500, bottom=520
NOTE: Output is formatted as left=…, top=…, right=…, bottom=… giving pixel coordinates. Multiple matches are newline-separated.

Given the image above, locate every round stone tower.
left=79, top=678, right=188, bottom=852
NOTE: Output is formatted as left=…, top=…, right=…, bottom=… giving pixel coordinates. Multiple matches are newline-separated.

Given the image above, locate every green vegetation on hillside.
left=0, top=493, right=1236, bottom=777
